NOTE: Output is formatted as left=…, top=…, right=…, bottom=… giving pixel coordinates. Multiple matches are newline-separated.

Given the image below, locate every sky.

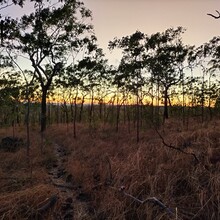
left=1, top=0, right=220, bottom=67
left=83, top=0, right=220, bottom=65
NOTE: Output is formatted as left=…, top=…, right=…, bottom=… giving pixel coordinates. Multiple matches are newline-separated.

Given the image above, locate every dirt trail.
left=48, top=143, right=90, bottom=220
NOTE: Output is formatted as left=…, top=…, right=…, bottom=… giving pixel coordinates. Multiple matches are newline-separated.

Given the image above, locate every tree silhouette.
left=109, top=31, right=147, bottom=141
left=1, top=0, right=93, bottom=132
left=188, top=37, right=220, bottom=121
left=145, top=27, right=189, bottom=120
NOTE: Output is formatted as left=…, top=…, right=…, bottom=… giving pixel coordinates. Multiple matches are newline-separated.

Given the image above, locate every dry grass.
left=46, top=120, right=220, bottom=220
left=0, top=126, right=59, bottom=219
left=0, top=184, right=58, bottom=219
left=1, top=119, right=220, bottom=219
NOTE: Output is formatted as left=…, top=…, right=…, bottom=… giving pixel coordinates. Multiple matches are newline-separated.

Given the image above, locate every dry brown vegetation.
left=1, top=119, right=220, bottom=219
left=0, top=127, right=58, bottom=219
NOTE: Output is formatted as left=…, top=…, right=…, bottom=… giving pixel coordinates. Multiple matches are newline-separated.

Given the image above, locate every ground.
left=0, top=119, right=220, bottom=219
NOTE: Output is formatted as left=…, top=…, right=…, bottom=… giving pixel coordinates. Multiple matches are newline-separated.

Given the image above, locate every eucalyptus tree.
left=59, top=40, right=109, bottom=133
left=188, top=37, right=220, bottom=121
left=0, top=71, right=21, bottom=129
left=77, top=47, right=109, bottom=126
left=1, top=0, right=94, bottom=132
left=109, top=31, right=147, bottom=141
left=109, top=31, right=146, bottom=95
left=0, top=0, right=58, bottom=8
left=204, top=37, right=220, bottom=118
left=145, top=27, right=189, bottom=120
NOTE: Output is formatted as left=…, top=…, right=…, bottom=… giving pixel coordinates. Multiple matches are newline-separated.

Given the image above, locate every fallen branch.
left=119, top=186, right=175, bottom=217
left=207, top=10, right=220, bottom=19
left=152, top=124, right=199, bottom=164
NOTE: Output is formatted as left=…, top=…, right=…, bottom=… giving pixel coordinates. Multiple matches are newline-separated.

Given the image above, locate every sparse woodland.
left=1, top=1, right=220, bottom=219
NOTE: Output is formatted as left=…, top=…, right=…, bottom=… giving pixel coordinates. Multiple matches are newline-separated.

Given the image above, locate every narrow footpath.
left=48, top=143, right=90, bottom=220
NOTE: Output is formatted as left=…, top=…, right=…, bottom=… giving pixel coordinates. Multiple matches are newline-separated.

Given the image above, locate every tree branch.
left=207, top=10, right=220, bottom=19
left=118, top=186, right=176, bottom=217
left=0, top=2, right=13, bottom=11
left=153, top=125, right=200, bottom=164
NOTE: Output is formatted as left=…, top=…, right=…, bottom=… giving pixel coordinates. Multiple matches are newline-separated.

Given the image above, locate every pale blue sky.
left=83, top=0, right=220, bottom=65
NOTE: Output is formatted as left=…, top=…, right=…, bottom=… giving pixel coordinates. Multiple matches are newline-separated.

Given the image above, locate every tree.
left=0, top=0, right=51, bottom=8
left=188, top=37, right=220, bottom=121
left=0, top=70, right=21, bottom=129
left=109, top=31, right=147, bottom=141
left=76, top=46, right=108, bottom=127
left=1, top=0, right=93, bottom=132
left=145, top=27, right=189, bottom=120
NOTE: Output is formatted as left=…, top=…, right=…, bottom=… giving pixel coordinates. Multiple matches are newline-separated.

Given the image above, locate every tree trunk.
left=116, top=104, right=120, bottom=132
left=99, top=99, right=103, bottom=121
left=163, top=88, right=169, bottom=120
left=41, top=88, right=47, bottom=132
left=56, top=102, right=60, bottom=124
left=63, top=101, right=69, bottom=126
left=79, top=96, right=84, bottom=122
left=89, top=92, right=94, bottom=126
left=73, top=96, right=77, bottom=139
left=26, top=95, right=30, bottom=158
left=136, top=93, right=140, bottom=143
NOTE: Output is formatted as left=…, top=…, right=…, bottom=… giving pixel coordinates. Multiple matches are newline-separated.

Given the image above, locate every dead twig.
left=119, top=186, right=175, bottom=217
left=152, top=124, right=200, bottom=164
left=207, top=10, right=220, bottom=19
